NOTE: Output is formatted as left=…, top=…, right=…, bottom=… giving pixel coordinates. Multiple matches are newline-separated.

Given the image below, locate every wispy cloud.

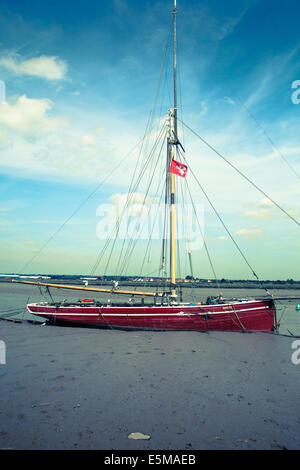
left=215, top=96, right=236, bottom=106
left=0, top=54, right=67, bottom=81
left=243, top=45, right=300, bottom=109
left=0, top=200, right=26, bottom=213
left=0, top=109, right=135, bottom=183
left=242, top=197, right=300, bottom=221
left=236, top=227, right=265, bottom=239
left=213, top=235, right=230, bottom=241
left=181, top=0, right=259, bottom=43
left=243, top=208, right=273, bottom=219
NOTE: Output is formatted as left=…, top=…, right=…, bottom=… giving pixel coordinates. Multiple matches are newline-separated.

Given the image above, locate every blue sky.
left=0, top=0, right=299, bottom=279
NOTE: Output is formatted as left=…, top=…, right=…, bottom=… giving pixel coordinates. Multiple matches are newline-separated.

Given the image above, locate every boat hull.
left=27, top=299, right=276, bottom=332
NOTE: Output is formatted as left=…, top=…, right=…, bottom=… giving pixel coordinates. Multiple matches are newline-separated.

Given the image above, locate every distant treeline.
left=2, top=274, right=300, bottom=289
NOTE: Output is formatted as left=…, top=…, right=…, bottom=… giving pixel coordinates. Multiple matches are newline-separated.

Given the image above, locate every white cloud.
left=199, top=100, right=208, bottom=117
left=0, top=55, right=67, bottom=81
left=81, top=127, right=106, bottom=149
left=0, top=116, right=125, bottom=183
left=258, top=197, right=275, bottom=208
left=0, top=127, right=12, bottom=148
left=242, top=197, right=299, bottom=222
left=286, top=208, right=300, bottom=219
left=111, top=192, right=147, bottom=207
left=215, top=96, right=236, bottom=106
left=223, top=96, right=235, bottom=106
left=110, top=192, right=159, bottom=217
left=0, top=95, right=68, bottom=137
left=243, top=208, right=272, bottom=219
left=236, top=227, right=264, bottom=239
left=0, top=200, right=25, bottom=213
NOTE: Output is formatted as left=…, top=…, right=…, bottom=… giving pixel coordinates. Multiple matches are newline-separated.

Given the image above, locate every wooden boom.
left=12, top=280, right=161, bottom=297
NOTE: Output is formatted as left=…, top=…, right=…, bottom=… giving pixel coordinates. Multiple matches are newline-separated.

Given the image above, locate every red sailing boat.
left=25, top=294, right=275, bottom=332
left=15, top=0, right=279, bottom=332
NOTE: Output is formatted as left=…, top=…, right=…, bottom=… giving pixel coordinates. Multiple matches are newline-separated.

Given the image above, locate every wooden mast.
left=169, top=0, right=178, bottom=298
left=173, top=0, right=178, bottom=137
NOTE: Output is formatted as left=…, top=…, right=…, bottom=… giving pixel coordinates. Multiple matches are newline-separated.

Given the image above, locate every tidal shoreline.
left=0, top=319, right=299, bottom=450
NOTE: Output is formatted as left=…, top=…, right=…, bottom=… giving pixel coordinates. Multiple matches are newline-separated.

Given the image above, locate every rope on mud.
left=275, top=331, right=300, bottom=338
left=274, top=301, right=300, bottom=337
left=231, top=305, right=246, bottom=332
left=22, top=297, right=30, bottom=320
left=99, top=307, right=114, bottom=330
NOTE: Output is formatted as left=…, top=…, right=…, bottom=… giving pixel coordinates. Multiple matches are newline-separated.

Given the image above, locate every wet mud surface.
left=0, top=320, right=299, bottom=450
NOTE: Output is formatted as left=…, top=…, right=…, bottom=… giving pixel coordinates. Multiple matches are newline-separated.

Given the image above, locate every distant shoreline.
left=1, top=277, right=300, bottom=290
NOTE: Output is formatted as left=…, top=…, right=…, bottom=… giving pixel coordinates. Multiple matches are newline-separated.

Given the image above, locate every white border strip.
left=28, top=305, right=269, bottom=317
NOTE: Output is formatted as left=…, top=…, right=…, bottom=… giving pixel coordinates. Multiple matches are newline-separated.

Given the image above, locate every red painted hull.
left=27, top=299, right=276, bottom=332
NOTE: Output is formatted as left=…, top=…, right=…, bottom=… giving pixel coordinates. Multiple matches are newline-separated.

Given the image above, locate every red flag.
left=169, top=159, right=188, bottom=178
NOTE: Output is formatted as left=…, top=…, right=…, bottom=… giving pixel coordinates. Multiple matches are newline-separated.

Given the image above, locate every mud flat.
left=0, top=319, right=299, bottom=450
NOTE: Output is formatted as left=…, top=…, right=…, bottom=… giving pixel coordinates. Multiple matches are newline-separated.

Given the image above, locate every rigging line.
left=160, top=180, right=170, bottom=279
left=180, top=174, right=192, bottom=278
left=226, top=82, right=300, bottom=181
left=92, top=124, right=167, bottom=278
left=90, top=124, right=168, bottom=276
left=143, top=165, right=168, bottom=272
left=91, top=126, right=165, bottom=278
left=143, top=267, right=163, bottom=278
left=119, top=137, right=167, bottom=278
left=182, top=170, right=220, bottom=290
left=180, top=153, right=261, bottom=282
left=178, top=170, right=191, bottom=278
left=118, top=131, right=168, bottom=277
left=182, top=173, right=192, bottom=256
left=176, top=216, right=182, bottom=280
left=102, top=19, right=172, bottom=263
left=19, top=157, right=132, bottom=275
left=178, top=174, right=190, bottom=279
left=174, top=177, right=181, bottom=279
left=183, top=156, right=274, bottom=297
left=157, top=19, right=173, bottom=126
left=179, top=119, right=300, bottom=228
left=176, top=34, right=185, bottom=151
left=19, top=124, right=164, bottom=275
left=141, top=16, right=173, bottom=156
left=119, top=89, right=166, bottom=243
left=161, top=19, right=174, bottom=117
left=160, top=135, right=171, bottom=276
left=104, top=125, right=168, bottom=277
left=138, top=169, right=168, bottom=280
left=113, top=126, right=166, bottom=278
